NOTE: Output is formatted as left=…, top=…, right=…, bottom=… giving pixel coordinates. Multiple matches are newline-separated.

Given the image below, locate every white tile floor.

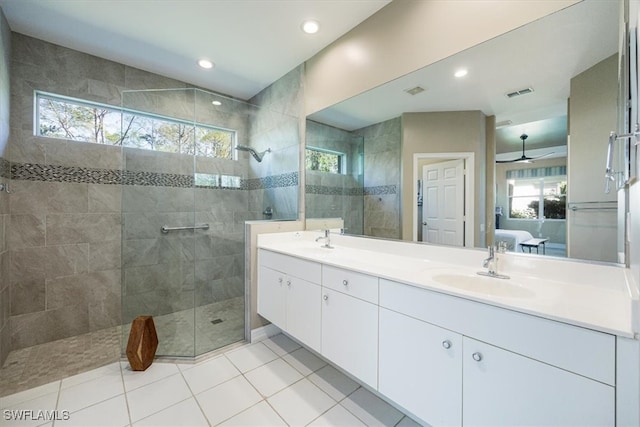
left=0, top=334, right=421, bottom=427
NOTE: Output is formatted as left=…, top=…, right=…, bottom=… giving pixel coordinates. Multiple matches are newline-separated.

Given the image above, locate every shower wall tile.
left=10, top=278, right=44, bottom=315
left=88, top=293, right=121, bottom=330
left=46, top=269, right=120, bottom=311
left=46, top=182, right=89, bottom=213
left=87, top=78, right=122, bottom=106
left=159, top=236, right=196, bottom=264
left=122, top=238, right=160, bottom=268
left=9, top=133, right=46, bottom=164
left=8, top=214, right=45, bottom=249
left=45, top=139, right=122, bottom=170
left=9, top=180, right=52, bottom=214
left=156, top=187, right=194, bottom=213
left=10, top=244, right=89, bottom=285
left=88, top=184, right=121, bottom=213
left=45, top=213, right=120, bottom=245
left=122, top=185, right=158, bottom=213
left=89, top=241, right=121, bottom=272
left=124, top=65, right=188, bottom=90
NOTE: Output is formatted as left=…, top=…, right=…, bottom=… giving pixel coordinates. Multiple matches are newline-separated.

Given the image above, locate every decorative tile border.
left=12, top=163, right=123, bottom=185
left=305, top=184, right=364, bottom=196
left=246, top=172, right=298, bottom=190
left=364, top=185, right=397, bottom=196
left=10, top=162, right=300, bottom=191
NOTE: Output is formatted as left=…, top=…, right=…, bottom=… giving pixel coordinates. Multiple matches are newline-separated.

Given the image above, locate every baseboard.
left=250, top=323, right=281, bottom=343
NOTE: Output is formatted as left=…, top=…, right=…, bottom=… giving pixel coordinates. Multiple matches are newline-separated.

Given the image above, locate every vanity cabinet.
left=379, top=307, right=462, bottom=426
left=257, top=250, right=322, bottom=352
left=321, top=265, right=379, bottom=389
left=463, top=337, right=614, bottom=426
left=256, top=248, right=617, bottom=426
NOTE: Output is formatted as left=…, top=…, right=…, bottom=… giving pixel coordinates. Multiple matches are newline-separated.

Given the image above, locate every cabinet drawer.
left=322, top=265, right=378, bottom=303
left=258, top=249, right=321, bottom=284
left=379, top=279, right=616, bottom=385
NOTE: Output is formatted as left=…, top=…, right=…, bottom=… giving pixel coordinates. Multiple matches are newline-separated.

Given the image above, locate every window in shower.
left=35, top=91, right=236, bottom=159
left=305, top=146, right=345, bottom=174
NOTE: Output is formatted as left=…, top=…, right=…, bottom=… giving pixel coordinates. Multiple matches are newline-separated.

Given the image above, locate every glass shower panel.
left=121, top=89, right=197, bottom=357
left=121, top=87, right=299, bottom=358
left=192, top=90, right=249, bottom=355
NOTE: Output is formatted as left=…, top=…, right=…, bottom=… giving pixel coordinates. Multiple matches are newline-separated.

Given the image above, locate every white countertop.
left=257, top=231, right=639, bottom=338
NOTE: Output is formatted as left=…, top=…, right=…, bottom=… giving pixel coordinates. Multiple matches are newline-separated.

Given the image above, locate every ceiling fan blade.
left=529, top=151, right=555, bottom=160
left=495, top=151, right=555, bottom=164
left=496, top=155, right=529, bottom=163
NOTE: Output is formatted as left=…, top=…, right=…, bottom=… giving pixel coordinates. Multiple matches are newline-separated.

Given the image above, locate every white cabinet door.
left=463, top=337, right=615, bottom=427
left=379, top=308, right=462, bottom=426
left=257, top=265, right=286, bottom=328
left=321, top=288, right=378, bottom=389
left=286, top=276, right=321, bottom=353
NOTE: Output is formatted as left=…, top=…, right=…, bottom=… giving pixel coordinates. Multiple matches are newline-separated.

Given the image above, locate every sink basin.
left=431, top=273, right=535, bottom=298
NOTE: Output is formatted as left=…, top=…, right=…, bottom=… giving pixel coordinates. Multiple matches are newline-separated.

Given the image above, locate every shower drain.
left=210, top=319, right=223, bottom=325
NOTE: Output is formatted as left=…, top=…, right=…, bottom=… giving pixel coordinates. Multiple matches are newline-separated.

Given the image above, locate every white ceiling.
left=0, top=0, right=390, bottom=100
left=308, top=0, right=618, bottom=152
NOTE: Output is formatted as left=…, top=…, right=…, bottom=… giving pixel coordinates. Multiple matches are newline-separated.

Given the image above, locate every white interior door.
left=422, top=159, right=465, bottom=246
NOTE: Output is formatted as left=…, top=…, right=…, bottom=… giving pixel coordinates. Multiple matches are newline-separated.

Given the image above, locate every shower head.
left=235, top=145, right=271, bottom=162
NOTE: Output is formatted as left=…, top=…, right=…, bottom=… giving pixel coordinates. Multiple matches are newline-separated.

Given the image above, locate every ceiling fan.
left=496, top=133, right=554, bottom=163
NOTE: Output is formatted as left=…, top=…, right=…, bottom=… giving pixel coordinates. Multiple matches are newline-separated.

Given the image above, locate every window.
left=508, top=176, right=566, bottom=219
left=305, top=146, right=345, bottom=174
left=36, top=92, right=235, bottom=159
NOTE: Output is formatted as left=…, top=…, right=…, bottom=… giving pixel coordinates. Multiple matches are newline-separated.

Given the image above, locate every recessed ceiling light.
left=212, top=100, right=222, bottom=106
left=198, top=59, right=214, bottom=69
left=301, top=20, right=320, bottom=34
left=454, top=69, right=468, bottom=78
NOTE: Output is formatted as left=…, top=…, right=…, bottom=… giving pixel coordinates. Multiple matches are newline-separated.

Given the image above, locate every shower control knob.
left=323, top=295, right=329, bottom=301
left=342, top=280, right=348, bottom=286
left=442, top=340, right=452, bottom=349
left=472, top=352, right=483, bottom=362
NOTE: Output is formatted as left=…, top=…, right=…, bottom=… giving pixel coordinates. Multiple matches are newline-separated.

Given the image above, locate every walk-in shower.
left=121, top=88, right=299, bottom=358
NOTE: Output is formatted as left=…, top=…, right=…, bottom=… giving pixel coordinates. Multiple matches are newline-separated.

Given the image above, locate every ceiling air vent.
left=506, top=87, right=534, bottom=98
left=496, top=120, right=513, bottom=128
left=404, top=86, right=425, bottom=96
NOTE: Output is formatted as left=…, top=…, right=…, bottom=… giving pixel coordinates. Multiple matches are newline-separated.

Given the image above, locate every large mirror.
left=305, top=0, right=624, bottom=264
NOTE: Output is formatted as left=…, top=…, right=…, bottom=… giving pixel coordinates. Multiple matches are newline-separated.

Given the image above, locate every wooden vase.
left=126, top=316, right=158, bottom=371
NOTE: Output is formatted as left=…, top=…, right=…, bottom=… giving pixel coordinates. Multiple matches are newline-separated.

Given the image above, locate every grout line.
left=177, top=360, right=213, bottom=427
left=120, top=360, right=134, bottom=427
left=50, top=380, right=63, bottom=427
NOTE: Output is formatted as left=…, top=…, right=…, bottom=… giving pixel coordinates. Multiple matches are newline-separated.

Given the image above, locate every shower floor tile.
left=1, top=297, right=244, bottom=397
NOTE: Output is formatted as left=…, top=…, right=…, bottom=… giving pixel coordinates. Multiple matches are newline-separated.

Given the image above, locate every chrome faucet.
left=478, top=244, right=509, bottom=279
left=315, top=229, right=333, bottom=249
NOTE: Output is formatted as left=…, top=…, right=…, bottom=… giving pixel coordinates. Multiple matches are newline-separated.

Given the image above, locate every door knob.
left=323, top=295, right=329, bottom=301
left=472, top=352, right=483, bottom=362
left=442, top=340, right=452, bottom=349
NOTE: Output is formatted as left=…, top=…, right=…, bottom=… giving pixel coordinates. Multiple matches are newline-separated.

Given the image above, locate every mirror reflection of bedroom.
left=494, top=52, right=617, bottom=262
left=495, top=117, right=568, bottom=258
left=489, top=0, right=620, bottom=263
